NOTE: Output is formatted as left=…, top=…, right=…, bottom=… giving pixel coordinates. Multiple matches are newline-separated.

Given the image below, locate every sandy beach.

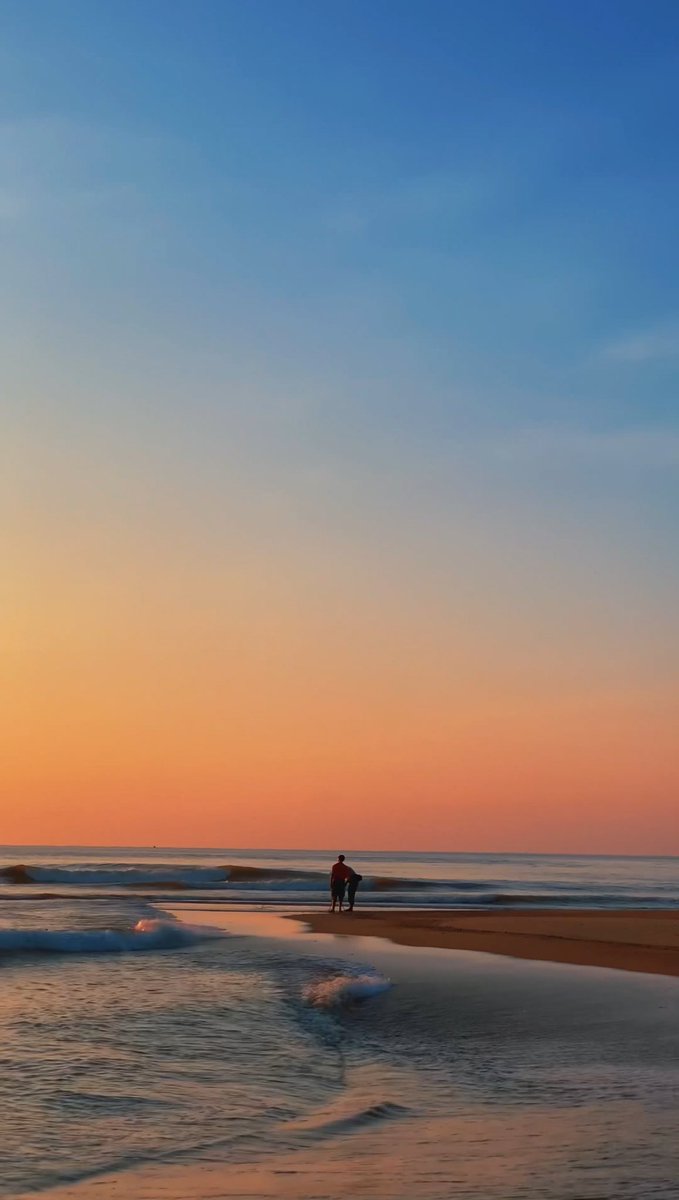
left=294, top=909, right=679, bottom=977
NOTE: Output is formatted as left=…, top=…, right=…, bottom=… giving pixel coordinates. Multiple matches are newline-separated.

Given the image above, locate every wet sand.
left=25, top=1107, right=636, bottom=1200
left=293, top=909, right=679, bottom=977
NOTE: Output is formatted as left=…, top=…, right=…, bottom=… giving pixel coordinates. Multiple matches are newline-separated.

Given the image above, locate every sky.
left=2, top=0, right=678, bottom=853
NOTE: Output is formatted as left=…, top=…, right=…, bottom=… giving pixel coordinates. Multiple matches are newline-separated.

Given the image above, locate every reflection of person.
left=330, top=854, right=351, bottom=912
left=346, top=868, right=363, bottom=912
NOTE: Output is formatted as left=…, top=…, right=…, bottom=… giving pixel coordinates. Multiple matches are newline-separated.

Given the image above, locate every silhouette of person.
left=346, top=867, right=363, bottom=912
left=330, top=854, right=351, bottom=912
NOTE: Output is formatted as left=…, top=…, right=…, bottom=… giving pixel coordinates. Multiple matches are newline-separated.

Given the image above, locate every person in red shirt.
left=329, top=854, right=351, bottom=912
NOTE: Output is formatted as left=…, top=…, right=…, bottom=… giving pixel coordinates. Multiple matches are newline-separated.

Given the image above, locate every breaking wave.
left=3, top=861, right=669, bottom=909
left=0, top=863, right=230, bottom=888
left=304, top=971, right=392, bottom=1008
left=0, top=862, right=442, bottom=893
left=0, top=918, right=221, bottom=956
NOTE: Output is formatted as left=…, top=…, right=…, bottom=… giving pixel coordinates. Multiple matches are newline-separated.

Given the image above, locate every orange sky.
left=4, top=469, right=678, bottom=853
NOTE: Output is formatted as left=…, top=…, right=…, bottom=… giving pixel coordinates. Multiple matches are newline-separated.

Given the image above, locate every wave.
left=0, top=862, right=442, bottom=892
left=0, top=864, right=230, bottom=888
left=304, top=971, right=391, bottom=1008
left=4, top=863, right=667, bottom=909
left=0, top=918, right=221, bottom=956
left=487, top=891, right=676, bottom=907
left=285, top=1100, right=410, bottom=1140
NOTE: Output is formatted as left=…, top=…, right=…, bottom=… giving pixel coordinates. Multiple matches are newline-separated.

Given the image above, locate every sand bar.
left=293, top=909, right=679, bottom=977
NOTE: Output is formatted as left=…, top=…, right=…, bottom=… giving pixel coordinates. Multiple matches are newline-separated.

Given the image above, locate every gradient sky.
left=2, top=0, right=678, bottom=852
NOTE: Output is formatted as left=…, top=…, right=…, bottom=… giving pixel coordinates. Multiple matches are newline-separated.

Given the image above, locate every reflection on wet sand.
left=33, top=1101, right=658, bottom=1200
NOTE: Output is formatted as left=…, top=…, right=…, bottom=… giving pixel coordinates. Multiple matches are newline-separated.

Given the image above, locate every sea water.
left=2, top=847, right=679, bottom=1199
left=3, top=844, right=679, bottom=908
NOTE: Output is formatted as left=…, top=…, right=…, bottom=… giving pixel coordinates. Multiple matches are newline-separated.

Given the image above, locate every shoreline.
left=291, top=908, right=679, bottom=977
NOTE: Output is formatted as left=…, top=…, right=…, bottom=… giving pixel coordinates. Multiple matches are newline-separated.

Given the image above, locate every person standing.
left=345, top=867, right=363, bottom=912
left=329, top=854, right=351, bottom=912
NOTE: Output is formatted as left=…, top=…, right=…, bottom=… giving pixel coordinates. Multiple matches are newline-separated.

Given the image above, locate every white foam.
left=304, top=972, right=391, bottom=1008
left=0, top=918, right=222, bottom=956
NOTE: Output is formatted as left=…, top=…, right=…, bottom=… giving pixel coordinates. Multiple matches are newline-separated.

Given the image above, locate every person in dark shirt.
left=329, top=854, right=351, bottom=912
left=345, top=867, right=363, bottom=912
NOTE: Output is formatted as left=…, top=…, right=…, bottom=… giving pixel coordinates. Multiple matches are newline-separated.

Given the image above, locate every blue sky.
left=3, top=1, right=679, bottom=427
left=3, top=2, right=678, bottom=723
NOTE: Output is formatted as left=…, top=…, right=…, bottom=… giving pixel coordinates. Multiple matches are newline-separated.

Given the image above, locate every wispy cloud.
left=601, top=317, right=679, bottom=363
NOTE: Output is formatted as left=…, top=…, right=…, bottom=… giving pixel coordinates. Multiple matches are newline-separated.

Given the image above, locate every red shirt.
left=331, top=862, right=351, bottom=882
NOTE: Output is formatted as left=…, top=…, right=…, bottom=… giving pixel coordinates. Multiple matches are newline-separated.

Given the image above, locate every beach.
left=295, top=907, right=679, bottom=977
left=13, top=906, right=679, bottom=1200
left=4, top=848, right=679, bottom=1200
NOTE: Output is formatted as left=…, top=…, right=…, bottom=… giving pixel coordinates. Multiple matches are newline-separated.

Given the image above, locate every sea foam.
left=0, top=918, right=220, bottom=956
left=304, top=971, right=391, bottom=1008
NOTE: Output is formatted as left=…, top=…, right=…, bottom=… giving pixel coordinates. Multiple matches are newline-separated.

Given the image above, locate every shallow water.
left=2, top=851, right=679, bottom=1198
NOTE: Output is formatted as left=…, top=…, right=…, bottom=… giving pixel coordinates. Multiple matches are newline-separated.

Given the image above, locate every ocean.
left=2, top=846, right=679, bottom=1199
left=4, top=845, right=679, bottom=909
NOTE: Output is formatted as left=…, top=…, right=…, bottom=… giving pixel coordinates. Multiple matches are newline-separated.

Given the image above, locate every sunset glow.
left=3, top=3, right=678, bottom=853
